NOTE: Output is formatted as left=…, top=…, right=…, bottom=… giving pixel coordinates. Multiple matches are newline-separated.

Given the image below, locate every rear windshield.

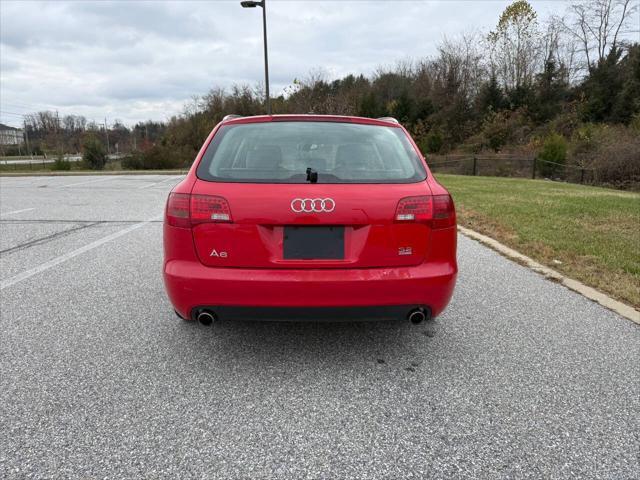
left=196, top=121, right=427, bottom=184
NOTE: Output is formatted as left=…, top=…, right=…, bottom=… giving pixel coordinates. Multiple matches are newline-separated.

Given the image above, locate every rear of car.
left=163, top=115, right=457, bottom=323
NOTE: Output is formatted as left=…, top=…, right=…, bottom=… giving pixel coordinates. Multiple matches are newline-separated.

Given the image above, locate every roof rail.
left=376, top=116, right=399, bottom=124
left=222, top=114, right=243, bottom=122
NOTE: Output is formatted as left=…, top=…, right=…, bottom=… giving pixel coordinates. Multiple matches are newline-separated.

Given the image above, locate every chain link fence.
left=428, top=154, right=596, bottom=186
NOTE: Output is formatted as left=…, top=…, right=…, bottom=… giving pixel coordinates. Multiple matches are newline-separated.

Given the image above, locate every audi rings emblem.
left=291, top=198, right=336, bottom=213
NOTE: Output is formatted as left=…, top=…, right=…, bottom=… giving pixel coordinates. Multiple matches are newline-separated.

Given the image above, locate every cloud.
left=0, top=0, right=612, bottom=127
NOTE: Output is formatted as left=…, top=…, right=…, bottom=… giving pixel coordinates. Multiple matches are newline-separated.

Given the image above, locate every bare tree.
left=545, top=16, right=581, bottom=83
left=435, top=32, right=487, bottom=101
left=563, top=0, right=639, bottom=72
left=487, top=0, right=542, bottom=90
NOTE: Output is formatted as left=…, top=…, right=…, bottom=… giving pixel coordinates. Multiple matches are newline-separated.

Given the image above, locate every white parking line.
left=1, top=208, right=35, bottom=216
left=0, top=215, right=162, bottom=291
left=138, top=175, right=183, bottom=189
left=58, top=177, right=114, bottom=188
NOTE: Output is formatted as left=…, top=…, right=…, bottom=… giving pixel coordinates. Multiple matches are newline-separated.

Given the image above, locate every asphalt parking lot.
left=1, top=174, right=638, bottom=479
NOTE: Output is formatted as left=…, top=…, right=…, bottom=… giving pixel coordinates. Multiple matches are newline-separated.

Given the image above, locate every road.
left=0, top=175, right=638, bottom=479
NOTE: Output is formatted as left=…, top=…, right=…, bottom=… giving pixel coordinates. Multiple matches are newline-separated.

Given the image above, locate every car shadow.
left=172, top=317, right=440, bottom=374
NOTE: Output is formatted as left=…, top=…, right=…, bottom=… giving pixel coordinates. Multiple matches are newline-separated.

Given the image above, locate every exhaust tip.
left=196, top=310, right=216, bottom=326
left=408, top=308, right=427, bottom=325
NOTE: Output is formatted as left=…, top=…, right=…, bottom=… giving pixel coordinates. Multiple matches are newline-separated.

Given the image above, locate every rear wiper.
left=306, top=167, right=318, bottom=183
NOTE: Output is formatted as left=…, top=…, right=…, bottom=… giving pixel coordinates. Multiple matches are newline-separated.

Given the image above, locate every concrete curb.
left=458, top=225, right=640, bottom=325
left=0, top=170, right=186, bottom=177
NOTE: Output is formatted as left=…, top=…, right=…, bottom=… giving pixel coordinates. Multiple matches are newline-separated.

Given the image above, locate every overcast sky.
left=0, top=0, right=590, bottom=127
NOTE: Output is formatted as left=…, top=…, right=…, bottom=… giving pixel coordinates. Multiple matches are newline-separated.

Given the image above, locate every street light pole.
left=261, top=0, right=271, bottom=115
left=241, top=0, right=271, bottom=115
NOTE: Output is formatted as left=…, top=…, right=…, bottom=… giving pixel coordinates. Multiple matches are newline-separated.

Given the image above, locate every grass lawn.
left=436, top=174, right=640, bottom=309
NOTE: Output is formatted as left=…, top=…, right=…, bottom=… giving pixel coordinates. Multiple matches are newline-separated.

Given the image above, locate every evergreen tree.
left=477, top=74, right=505, bottom=114
left=580, top=47, right=625, bottom=123
left=530, top=58, right=569, bottom=122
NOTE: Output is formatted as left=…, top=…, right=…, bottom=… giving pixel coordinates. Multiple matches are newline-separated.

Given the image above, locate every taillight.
left=431, top=195, right=456, bottom=228
left=395, top=194, right=455, bottom=228
left=166, top=193, right=190, bottom=228
left=190, top=195, right=232, bottom=224
left=431, top=194, right=456, bottom=229
left=395, top=196, right=433, bottom=222
left=165, top=193, right=232, bottom=228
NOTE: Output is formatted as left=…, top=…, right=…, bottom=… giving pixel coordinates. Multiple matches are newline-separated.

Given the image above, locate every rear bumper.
left=192, top=305, right=430, bottom=322
left=164, top=259, right=457, bottom=321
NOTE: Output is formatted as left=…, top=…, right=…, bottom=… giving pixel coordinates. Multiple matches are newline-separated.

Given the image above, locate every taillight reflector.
left=395, top=194, right=455, bottom=228
left=165, top=193, right=232, bottom=228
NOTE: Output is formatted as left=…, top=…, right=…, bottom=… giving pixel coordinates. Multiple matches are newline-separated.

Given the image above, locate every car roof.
left=220, top=114, right=401, bottom=128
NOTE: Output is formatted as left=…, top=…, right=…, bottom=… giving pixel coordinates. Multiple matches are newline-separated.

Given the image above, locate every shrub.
left=422, top=130, right=444, bottom=154
left=122, top=145, right=190, bottom=170
left=538, top=133, right=567, bottom=177
left=569, top=124, right=640, bottom=189
left=121, top=152, right=145, bottom=170
left=52, top=154, right=71, bottom=171
left=476, top=110, right=533, bottom=153
left=591, top=136, right=640, bottom=189
left=546, top=110, right=581, bottom=139
left=482, top=114, right=510, bottom=151
left=82, top=135, right=106, bottom=170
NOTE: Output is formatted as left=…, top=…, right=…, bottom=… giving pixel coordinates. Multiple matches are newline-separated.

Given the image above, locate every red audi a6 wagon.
left=163, top=114, right=457, bottom=325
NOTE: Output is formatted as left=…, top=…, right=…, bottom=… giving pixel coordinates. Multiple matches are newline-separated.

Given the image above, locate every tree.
left=357, top=92, right=383, bottom=118
left=428, top=33, right=485, bottom=144
left=544, top=16, right=580, bottom=83
left=581, top=44, right=640, bottom=123
left=82, top=134, right=107, bottom=170
left=563, top=0, right=638, bottom=73
left=477, top=74, right=506, bottom=114
left=488, top=0, right=542, bottom=90
left=530, top=58, right=569, bottom=122
left=390, top=90, right=414, bottom=122
left=434, top=34, right=485, bottom=105
left=612, top=44, right=640, bottom=122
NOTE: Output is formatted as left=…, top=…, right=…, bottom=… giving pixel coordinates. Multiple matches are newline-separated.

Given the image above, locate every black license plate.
left=283, top=226, right=345, bottom=260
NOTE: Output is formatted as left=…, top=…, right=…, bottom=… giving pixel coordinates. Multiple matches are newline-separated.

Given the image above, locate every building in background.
left=0, top=123, right=25, bottom=146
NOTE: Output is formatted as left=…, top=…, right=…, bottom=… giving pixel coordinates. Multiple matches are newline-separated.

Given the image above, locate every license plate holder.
left=283, top=226, right=345, bottom=260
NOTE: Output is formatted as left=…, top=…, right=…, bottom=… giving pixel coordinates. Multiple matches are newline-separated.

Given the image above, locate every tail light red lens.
left=395, top=194, right=455, bottom=228
left=190, top=195, right=232, bottom=224
left=395, top=196, right=433, bottom=222
left=431, top=194, right=456, bottom=229
left=166, top=193, right=191, bottom=228
left=165, top=193, right=232, bottom=228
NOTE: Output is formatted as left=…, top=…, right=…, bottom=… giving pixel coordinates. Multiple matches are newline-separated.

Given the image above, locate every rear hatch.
left=176, top=118, right=453, bottom=269
left=190, top=181, right=433, bottom=268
